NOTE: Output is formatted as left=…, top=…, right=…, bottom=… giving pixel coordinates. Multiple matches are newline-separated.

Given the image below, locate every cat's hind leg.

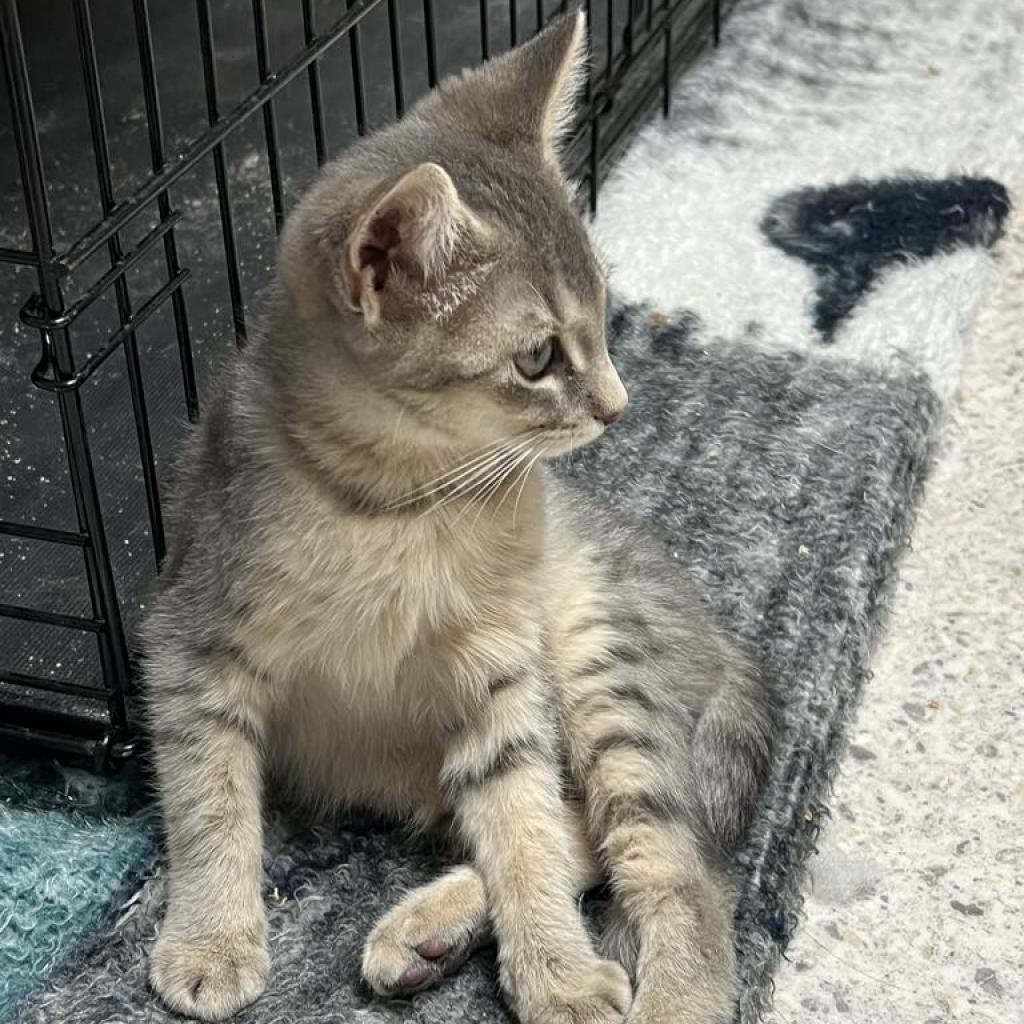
left=583, top=754, right=736, bottom=1024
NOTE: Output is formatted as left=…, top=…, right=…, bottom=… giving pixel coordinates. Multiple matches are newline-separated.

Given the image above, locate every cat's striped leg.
left=442, top=661, right=631, bottom=1024
left=567, top=676, right=737, bottom=1024
left=362, top=803, right=603, bottom=996
left=602, top=815, right=735, bottom=1024
left=147, top=647, right=271, bottom=1022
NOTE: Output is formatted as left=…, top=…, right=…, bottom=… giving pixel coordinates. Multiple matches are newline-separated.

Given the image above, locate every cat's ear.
left=430, top=9, right=588, bottom=169
left=341, top=162, right=483, bottom=324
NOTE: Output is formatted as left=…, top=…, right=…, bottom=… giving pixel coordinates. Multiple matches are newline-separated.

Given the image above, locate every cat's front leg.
left=441, top=659, right=632, bottom=1024
left=147, top=648, right=270, bottom=1021
left=362, top=802, right=604, bottom=997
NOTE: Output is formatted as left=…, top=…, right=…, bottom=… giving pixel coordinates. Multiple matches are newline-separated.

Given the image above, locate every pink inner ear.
left=359, top=208, right=403, bottom=291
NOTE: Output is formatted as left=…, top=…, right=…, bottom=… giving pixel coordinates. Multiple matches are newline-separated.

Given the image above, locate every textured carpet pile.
left=3, top=0, right=1021, bottom=1021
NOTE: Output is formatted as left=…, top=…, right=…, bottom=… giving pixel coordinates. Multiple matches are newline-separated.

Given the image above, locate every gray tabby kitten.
left=144, top=12, right=775, bottom=1024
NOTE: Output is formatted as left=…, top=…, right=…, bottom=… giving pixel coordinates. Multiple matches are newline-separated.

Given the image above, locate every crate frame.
left=0, top=0, right=721, bottom=770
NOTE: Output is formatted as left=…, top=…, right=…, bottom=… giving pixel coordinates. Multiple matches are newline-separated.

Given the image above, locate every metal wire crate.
left=0, top=0, right=722, bottom=770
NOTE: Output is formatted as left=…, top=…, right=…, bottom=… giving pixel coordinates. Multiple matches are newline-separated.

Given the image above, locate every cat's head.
left=278, top=10, right=626, bottom=459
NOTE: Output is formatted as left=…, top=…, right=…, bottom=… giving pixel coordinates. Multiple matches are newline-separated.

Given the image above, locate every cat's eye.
left=514, top=335, right=560, bottom=380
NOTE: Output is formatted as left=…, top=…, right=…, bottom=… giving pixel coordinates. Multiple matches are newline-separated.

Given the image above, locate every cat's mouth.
left=539, top=421, right=606, bottom=457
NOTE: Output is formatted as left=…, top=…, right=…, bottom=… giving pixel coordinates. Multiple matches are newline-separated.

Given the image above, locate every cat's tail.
left=691, top=654, right=777, bottom=851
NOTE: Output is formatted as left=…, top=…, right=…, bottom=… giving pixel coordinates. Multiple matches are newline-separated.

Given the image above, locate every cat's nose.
left=591, top=362, right=628, bottom=426
left=594, top=393, right=627, bottom=425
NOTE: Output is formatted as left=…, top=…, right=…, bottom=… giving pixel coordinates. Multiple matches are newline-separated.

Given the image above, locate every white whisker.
left=466, top=443, right=539, bottom=528
left=434, top=436, right=537, bottom=506
left=432, top=446, right=529, bottom=517
left=388, top=434, right=534, bottom=509
left=414, top=436, right=538, bottom=520
left=494, top=443, right=538, bottom=517
left=400, top=435, right=518, bottom=496
left=506, top=445, right=548, bottom=531
left=391, top=406, right=406, bottom=447
left=450, top=446, right=527, bottom=523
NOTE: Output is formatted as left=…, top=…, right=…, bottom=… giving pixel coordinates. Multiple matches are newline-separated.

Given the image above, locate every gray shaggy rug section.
left=19, top=303, right=941, bottom=1024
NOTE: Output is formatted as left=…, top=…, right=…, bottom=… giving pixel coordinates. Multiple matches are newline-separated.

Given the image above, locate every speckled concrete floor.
left=763, top=193, right=1024, bottom=1023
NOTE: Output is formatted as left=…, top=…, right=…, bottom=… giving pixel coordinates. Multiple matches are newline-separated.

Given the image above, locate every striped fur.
left=143, top=13, right=775, bottom=1024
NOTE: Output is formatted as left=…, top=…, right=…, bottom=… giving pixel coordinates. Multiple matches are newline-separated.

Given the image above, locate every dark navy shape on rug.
left=761, top=176, right=1011, bottom=342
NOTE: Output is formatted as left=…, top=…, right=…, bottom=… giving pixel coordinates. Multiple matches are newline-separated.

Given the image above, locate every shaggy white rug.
left=592, top=0, right=1023, bottom=404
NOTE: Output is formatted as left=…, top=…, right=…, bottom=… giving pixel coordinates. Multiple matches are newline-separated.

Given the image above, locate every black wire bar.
left=346, top=0, right=369, bottom=135
left=196, top=0, right=248, bottom=346
left=252, top=0, right=287, bottom=231
left=131, top=0, right=200, bottom=422
left=387, top=0, right=406, bottom=117
left=72, top=0, right=166, bottom=564
left=302, top=0, right=330, bottom=162
left=421, top=0, right=439, bottom=86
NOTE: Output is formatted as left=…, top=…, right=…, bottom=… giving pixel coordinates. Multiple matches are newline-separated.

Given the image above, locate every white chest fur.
left=243, top=485, right=545, bottom=816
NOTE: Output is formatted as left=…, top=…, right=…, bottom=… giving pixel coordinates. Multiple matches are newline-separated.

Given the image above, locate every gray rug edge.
left=7, top=304, right=948, bottom=1024
left=732, top=370, right=945, bottom=1022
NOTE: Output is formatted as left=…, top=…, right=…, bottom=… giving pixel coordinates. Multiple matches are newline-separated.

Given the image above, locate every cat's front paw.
left=516, top=958, right=632, bottom=1024
left=149, top=923, right=269, bottom=1021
